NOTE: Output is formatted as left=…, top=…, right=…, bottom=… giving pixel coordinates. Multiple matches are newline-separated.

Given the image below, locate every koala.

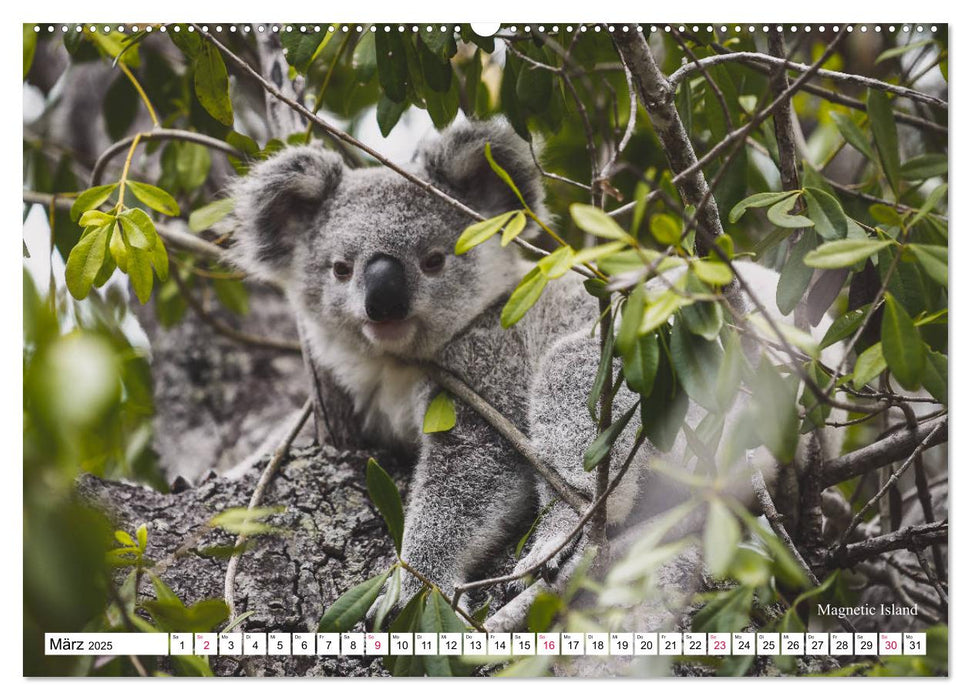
left=230, top=119, right=833, bottom=612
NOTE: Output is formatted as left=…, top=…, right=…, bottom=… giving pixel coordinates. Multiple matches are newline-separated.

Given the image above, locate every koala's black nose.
left=364, top=254, right=410, bottom=322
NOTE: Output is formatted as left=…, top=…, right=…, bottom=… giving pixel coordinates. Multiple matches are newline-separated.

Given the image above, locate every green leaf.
left=115, top=530, right=135, bottom=546
left=136, top=524, right=148, bottom=551
left=703, top=500, right=741, bottom=578
left=751, top=360, right=799, bottom=463
left=376, top=95, right=408, bottom=137
left=715, top=331, right=743, bottom=411
left=570, top=203, right=634, bottom=242
left=384, top=592, right=426, bottom=676
left=212, top=277, right=249, bottom=315
left=692, top=259, right=733, bottom=286
left=908, top=244, right=947, bottom=287
left=804, top=238, right=893, bottom=269
left=681, top=274, right=723, bottom=340
left=881, top=293, right=925, bottom=391
left=366, top=458, right=405, bottom=554
left=572, top=241, right=627, bottom=266
left=641, top=340, right=689, bottom=452
left=424, top=79, right=460, bottom=129
left=210, top=505, right=284, bottom=536
left=70, top=183, right=119, bottom=223
left=537, top=246, right=574, bottom=279
left=588, top=320, right=615, bottom=421
left=351, top=32, right=377, bottom=83
left=830, top=112, right=874, bottom=160
left=776, top=232, right=820, bottom=315
left=371, top=566, right=400, bottom=632
left=500, top=211, right=528, bottom=247
left=516, top=61, right=552, bottom=114
left=615, top=284, right=645, bottom=357
left=422, top=391, right=457, bottom=434
left=420, top=590, right=470, bottom=677
left=767, top=193, right=813, bottom=229
left=151, top=238, right=170, bottom=281
left=820, top=305, right=870, bottom=349
left=501, top=267, right=547, bottom=328
left=640, top=289, right=691, bottom=335
left=876, top=38, right=935, bottom=64
left=454, top=212, right=515, bottom=254
left=803, top=187, right=848, bottom=240
left=670, top=319, right=722, bottom=412
left=65, top=225, right=110, bottom=299
left=143, top=597, right=229, bottom=635
left=24, top=24, right=37, bottom=79
left=375, top=32, right=408, bottom=103
left=582, top=402, right=638, bottom=471
left=118, top=208, right=157, bottom=250
left=867, top=89, right=901, bottom=193
left=650, top=213, right=681, bottom=246
left=853, top=342, right=887, bottom=389
left=623, top=332, right=660, bottom=396
left=281, top=28, right=330, bottom=73
left=484, top=142, right=526, bottom=207
left=79, top=210, right=114, bottom=228
left=128, top=246, right=155, bottom=304
left=127, top=181, right=180, bottom=217
left=194, top=43, right=234, bottom=126
left=173, top=141, right=211, bottom=190
left=923, top=350, right=947, bottom=404
left=900, top=154, right=948, bottom=181
left=910, top=183, right=947, bottom=227
left=317, top=570, right=390, bottom=633
left=691, top=585, right=754, bottom=634
left=728, top=191, right=794, bottom=224
left=189, top=198, right=235, bottom=233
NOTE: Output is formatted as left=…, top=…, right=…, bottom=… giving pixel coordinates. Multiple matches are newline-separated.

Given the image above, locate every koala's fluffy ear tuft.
left=229, top=145, right=344, bottom=282
left=418, top=120, right=545, bottom=217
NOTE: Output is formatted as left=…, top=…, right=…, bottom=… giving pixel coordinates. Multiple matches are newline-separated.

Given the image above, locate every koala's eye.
left=333, top=260, right=353, bottom=281
left=420, top=251, right=446, bottom=275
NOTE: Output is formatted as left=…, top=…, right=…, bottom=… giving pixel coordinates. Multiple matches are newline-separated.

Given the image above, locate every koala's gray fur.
left=230, top=119, right=836, bottom=612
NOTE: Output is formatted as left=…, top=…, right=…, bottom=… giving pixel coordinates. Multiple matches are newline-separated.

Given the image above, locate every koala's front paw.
left=510, top=530, right=587, bottom=593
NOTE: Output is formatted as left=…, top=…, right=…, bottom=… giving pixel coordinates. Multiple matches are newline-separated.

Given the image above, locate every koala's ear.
left=418, top=120, right=545, bottom=217
left=230, top=145, right=344, bottom=282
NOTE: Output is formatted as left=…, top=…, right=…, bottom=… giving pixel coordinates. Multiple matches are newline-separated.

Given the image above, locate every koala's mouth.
left=362, top=318, right=418, bottom=347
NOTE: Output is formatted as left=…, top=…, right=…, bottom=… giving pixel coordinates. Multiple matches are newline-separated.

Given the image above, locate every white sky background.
left=7, top=0, right=969, bottom=696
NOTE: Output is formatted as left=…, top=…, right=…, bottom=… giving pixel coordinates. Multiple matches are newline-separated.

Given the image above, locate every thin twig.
left=91, top=129, right=244, bottom=187
left=225, top=398, right=313, bottom=622
left=424, top=364, right=589, bottom=513
left=912, top=547, right=948, bottom=610
left=837, top=421, right=947, bottom=546
left=668, top=51, right=948, bottom=109
left=171, top=269, right=302, bottom=353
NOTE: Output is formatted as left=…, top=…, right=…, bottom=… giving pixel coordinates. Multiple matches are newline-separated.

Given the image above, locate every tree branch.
left=828, top=520, right=947, bottom=568
left=668, top=51, right=948, bottom=109
left=821, top=416, right=947, bottom=488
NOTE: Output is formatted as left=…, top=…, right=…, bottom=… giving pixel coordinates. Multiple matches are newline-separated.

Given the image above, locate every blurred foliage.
left=24, top=22, right=947, bottom=677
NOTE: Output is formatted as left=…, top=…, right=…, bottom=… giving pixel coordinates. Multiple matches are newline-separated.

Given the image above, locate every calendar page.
left=22, top=15, right=949, bottom=680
